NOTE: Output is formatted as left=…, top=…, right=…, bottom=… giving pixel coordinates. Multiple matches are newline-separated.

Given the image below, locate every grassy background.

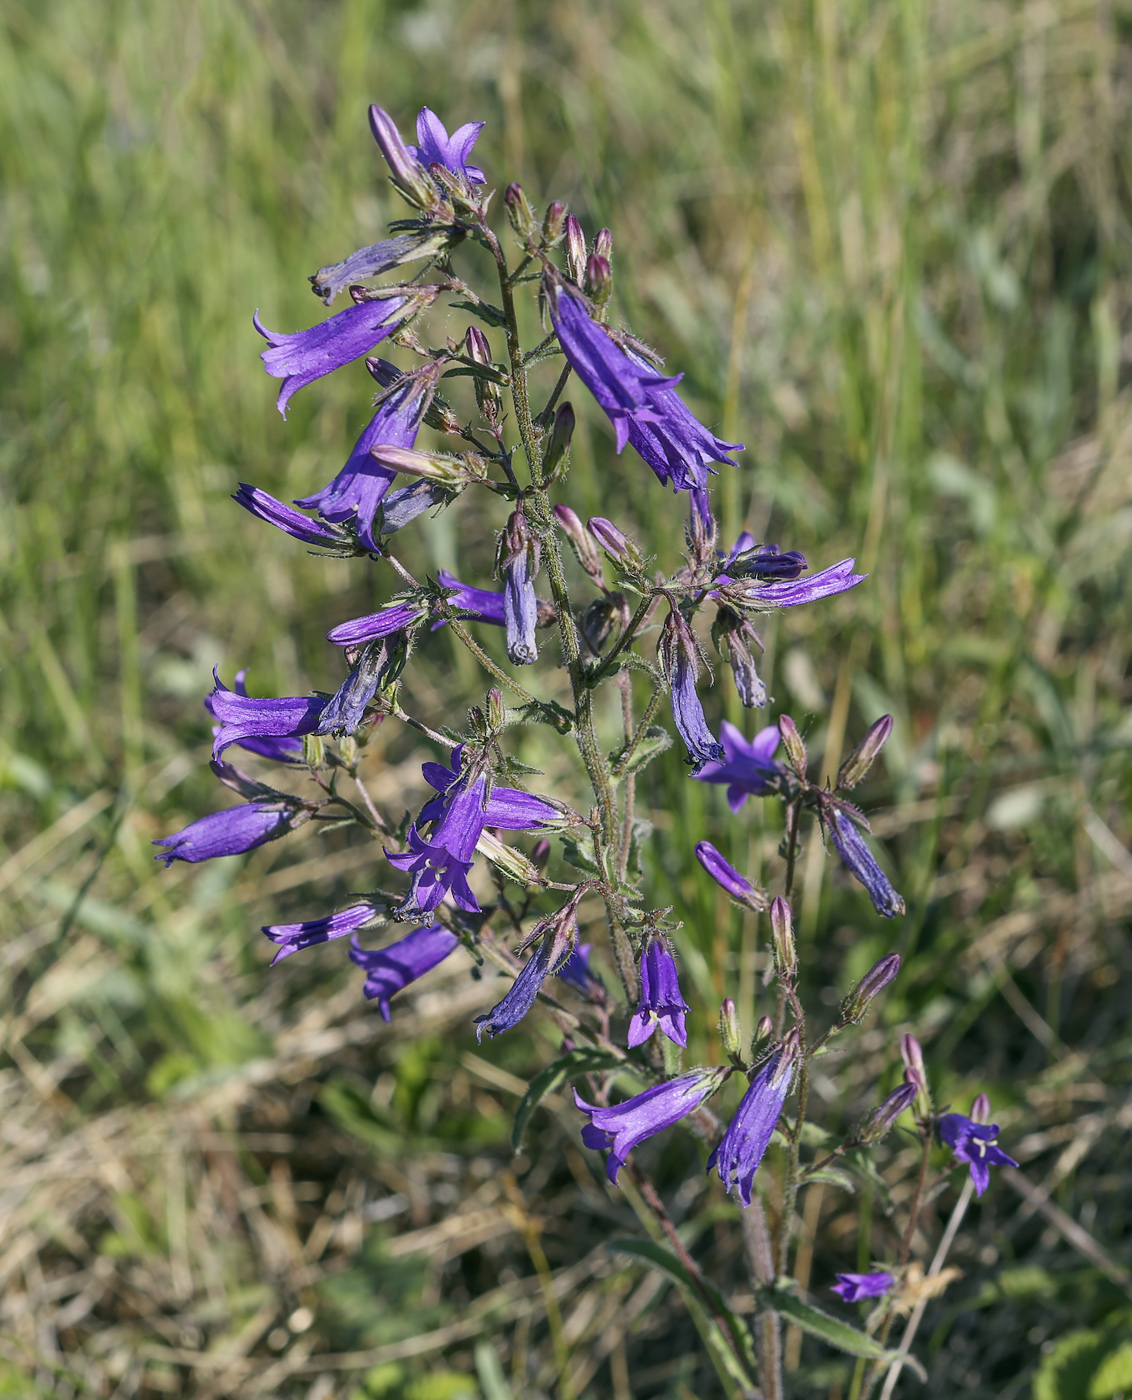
left=2, top=0, right=1131, bottom=1396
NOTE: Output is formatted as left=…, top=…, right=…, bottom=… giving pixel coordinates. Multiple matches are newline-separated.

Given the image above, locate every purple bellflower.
left=827, top=808, right=906, bottom=919
left=418, top=745, right=560, bottom=831
left=623, top=349, right=743, bottom=498
left=153, top=800, right=307, bottom=866
left=205, top=670, right=305, bottom=765
left=436, top=569, right=506, bottom=626
left=939, top=1103, right=1018, bottom=1197
left=694, top=841, right=767, bottom=911
left=316, top=639, right=403, bottom=736
left=695, top=721, right=785, bottom=812
left=310, top=229, right=458, bottom=305
left=408, top=107, right=486, bottom=185
left=262, top=900, right=382, bottom=965
left=387, top=766, right=489, bottom=916
left=327, top=600, right=428, bottom=648
left=658, top=608, right=724, bottom=774
left=557, top=942, right=603, bottom=997
left=350, top=924, right=460, bottom=1021
left=575, top=1068, right=729, bottom=1186
left=207, top=671, right=326, bottom=761
left=296, top=370, right=437, bottom=552
left=498, top=503, right=540, bottom=664
left=716, top=557, right=866, bottom=613
left=475, top=900, right=579, bottom=1040
left=709, top=1038, right=798, bottom=1207
left=381, top=480, right=452, bottom=532
left=627, top=936, right=689, bottom=1048
left=254, top=296, right=411, bottom=418
left=232, top=485, right=349, bottom=549
left=831, top=1272, right=895, bottom=1303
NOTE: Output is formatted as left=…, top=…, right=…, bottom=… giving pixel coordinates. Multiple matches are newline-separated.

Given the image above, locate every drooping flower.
left=262, top=901, right=383, bottom=965
left=475, top=900, right=579, bottom=1040
left=316, top=639, right=405, bottom=736
left=628, top=937, right=689, bottom=1048
left=623, top=349, right=743, bottom=498
left=694, top=841, right=768, bottom=911
left=827, top=808, right=905, bottom=919
left=310, top=229, right=459, bottom=305
left=296, top=370, right=438, bottom=552
left=695, top=721, right=785, bottom=812
left=711, top=607, right=767, bottom=709
left=575, top=1068, right=729, bottom=1185
left=254, top=295, right=411, bottom=418
left=207, top=671, right=327, bottom=761
left=350, top=924, right=461, bottom=1021
left=407, top=107, right=486, bottom=185
left=153, top=800, right=307, bottom=866
left=939, top=1103, right=1018, bottom=1197
left=708, top=1039, right=798, bottom=1207
left=326, top=600, right=429, bottom=648
left=204, top=670, right=306, bottom=765
left=498, top=503, right=540, bottom=664
left=232, top=485, right=350, bottom=549
left=658, top=608, right=724, bottom=774
left=831, top=1272, right=895, bottom=1303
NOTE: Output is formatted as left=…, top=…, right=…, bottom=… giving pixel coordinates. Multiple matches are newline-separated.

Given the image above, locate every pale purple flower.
left=694, top=841, right=767, bottom=911
left=382, top=480, right=452, bottom=532
left=310, top=229, right=457, bottom=305
left=254, top=297, right=409, bottom=417
left=831, top=1272, right=894, bottom=1303
left=296, top=373, right=435, bottom=551
left=718, top=558, right=866, bottom=612
left=709, top=1041, right=797, bottom=1206
left=205, top=670, right=305, bottom=765
left=627, top=937, right=689, bottom=1048
left=350, top=924, right=460, bottom=1021
left=326, top=600, right=428, bottom=647
left=262, top=901, right=382, bottom=965
left=828, top=809, right=905, bottom=919
left=475, top=903, right=578, bottom=1041
left=408, top=107, right=486, bottom=185
left=153, top=801, right=305, bottom=866
left=316, top=639, right=403, bottom=735
left=658, top=609, right=724, bottom=774
left=939, top=1104, right=1018, bottom=1197
left=575, top=1068, right=729, bottom=1185
left=695, top=721, right=785, bottom=812
left=857, top=1083, right=918, bottom=1144
left=499, top=504, right=540, bottom=664
left=232, top=485, right=348, bottom=548
left=207, top=671, right=326, bottom=761
left=368, top=104, right=436, bottom=208
left=712, top=607, right=767, bottom=709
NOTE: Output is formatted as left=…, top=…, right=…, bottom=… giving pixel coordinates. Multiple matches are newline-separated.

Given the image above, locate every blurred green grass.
left=2, top=0, right=1131, bottom=1396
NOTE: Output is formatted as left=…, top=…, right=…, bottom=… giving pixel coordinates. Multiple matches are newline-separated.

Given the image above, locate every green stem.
left=587, top=591, right=656, bottom=685
left=447, top=617, right=539, bottom=704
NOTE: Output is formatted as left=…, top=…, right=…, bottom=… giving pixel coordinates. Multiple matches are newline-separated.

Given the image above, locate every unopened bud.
left=476, top=829, right=543, bottom=888
left=840, top=953, right=901, bottom=1024
left=531, top=836, right=552, bottom=871
left=719, top=998, right=742, bottom=1058
left=970, top=1092, right=991, bottom=1125
left=466, top=326, right=503, bottom=420
left=368, top=104, right=436, bottom=210
left=564, top=215, right=587, bottom=283
left=466, top=325, right=492, bottom=364
left=586, top=253, right=612, bottom=306
left=542, top=200, right=567, bottom=246
left=553, top=503, right=604, bottom=579
left=694, top=841, right=769, bottom=912
left=754, top=1015, right=774, bottom=1047
left=369, top=443, right=476, bottom=487
left=544, top=402, right=575, bottom=477
left=838, top=715, right=894, bottom=790
left=594, top=227, right=613, bottom=261
left=588, top=516, right=640, bottom=568
left=504, top=182, right=536, bottom=238
left=901, top=1033, right=931, bottom=1116
left=770, top=896, right=797, bottom=981
left=857, top=1082, right=918, bottom=1145
left=487, top=688, right=506, bottom=732
left=778, top=714, right=807, bottom=781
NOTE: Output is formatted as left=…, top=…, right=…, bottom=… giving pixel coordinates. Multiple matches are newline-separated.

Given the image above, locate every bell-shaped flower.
left=708, top=1037, right=798, bottom=1206
left=623, top=348, right=743, bottom=497
left=326, top=599, right=429, bottom=648
left=153, top=799, right=308, bottom=866
left=387, top=768, right=488, bottom=916
left=204, top=669, right=306, bottom=765
left=232, top=485, right=350, bottom=548
left=207, top=671, right=327, bottom=761
left=939, top=1101, right=1017, bottom=1197
left=350, top=924, right=460, bottom=1021
left=694, top=841, right=768, bottom=911
left=658, top=608, right=724, bottom=774
left=475, top=900, right=579, bottom=1040
left=263, top=901, right=383, bottom=965
left=831, top=1272, right=895, bottom=1303
left=418, top=745, right=560, bottom=831
left=316, top=638, right=405, bottom=736
left=498, top=502, right=540, bottom=665
left=826, top=807, right=905, bottom=918
left=627, top=937, right=689, bottom=1048
left=575, top=1068, right=730, bottom=1185
left=408, top=107, right=486, bottom=185
left=695, top=721, right=785, bottom=812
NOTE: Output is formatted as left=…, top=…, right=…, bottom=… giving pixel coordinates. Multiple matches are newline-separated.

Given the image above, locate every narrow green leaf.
left=511, top=1048, right=624, bottom=1152
left=560, top=833, right=600, bottom=875
left=447, top=297, right=506, bottom=326
left=758, top=1283, right=910, bottom=1366
left=802, top=1167, right=856, bottom=1193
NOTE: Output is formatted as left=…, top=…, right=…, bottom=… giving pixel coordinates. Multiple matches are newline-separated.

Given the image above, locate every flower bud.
left=838, top=715, right=894, bottom=791
left=694, top=841, right=769, bottom=912
left=531, top=836, right=552, bottom=871
left=487, top=687, right=506, bottom=733
left=719, top=998, right=742, bottom=1058
left=542, top=200, right=567, bottom=246
left=754, top=1014, right=774, bottom=1046
left=856, top=1083, right=918, bottom=1145
left=369, top=443, right=479, bottom=487
left=901, top=1033, right=931, bottom=1116
left=778, top=715, right=807, bottom=781
left=840, top=953, right=901, bottom=1024
left=466, top=326, right=503, bottom=421
left=476, top=829, right=543, bottom=888
left=970, top=1092, right=991, bottom=1125
left=588, top=516, right=640, bottom=568
left=466, top=325, right=492, bottom=363
left=504, top=182, right=537, bottom=238
left=712, top=607, right=767, bottom=709
left=564, top=214, right=587, bottom=284
left=368, top=104, right=436, bottom=210
left=594, top=227, right=613, bottom=262
left=586, top=253, right=612, bottom=306
left=553, top=503, right=604, bottom=579
left=544, top=402, right=575, bottom=477
left=770, top=896, right=797, bottom=981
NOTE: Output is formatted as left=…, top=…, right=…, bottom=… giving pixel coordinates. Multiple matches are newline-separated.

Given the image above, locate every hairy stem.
left=741, top=1195, right=782, bottom=1400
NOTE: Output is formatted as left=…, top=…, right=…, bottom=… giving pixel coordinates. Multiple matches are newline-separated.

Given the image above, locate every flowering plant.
left=159, top=103, right=1017, bottom=1397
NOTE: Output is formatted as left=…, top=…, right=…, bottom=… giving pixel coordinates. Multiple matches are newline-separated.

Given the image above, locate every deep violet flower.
left=575, top=1068, right=729, bottom=1185
left=557, top=942, right=603, bottom=997
left=436, top=569, right=506, bottom=626
left=627, top=937, right=689, bottom=1048
left=262, top=901, right=382, bottom=965
left=715, top=557, right=866, bottom=613
left=232, top=485, right=349, bottom=548
left=153, top=800, right=306, bottom=866
left=658, top=609, right=724, bottom=774
left=694, top=841, right=767, bottom=911
left=408, top=107, right=486, bottom=185
left=708, top=1039, right=798, bottom=1207
left=294, top=374, right=436, bottom=552
left=205, top=670, right=305, bottom=765
left=623, top=349, right=743, bottom=498
left=387, top=768, right=489, bottom=916
left=326, top=600, right=428, bottom=648
left=207, top=671, right=326, bottom=761
left=475, top=901, right=579, bottom=1041
left=419, top=745, right=560, bottom=831
left=254, top=295, right=411, bottom=418
left=695, top=721, right=785, bottom=812
left=831, top=1272, right=895, bottom=1303
left=939, top=1105, right=1018, bottom=1197
left=827, top=809, right=906, bottom=919
left=350, top=924, right=460, bottom=1021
